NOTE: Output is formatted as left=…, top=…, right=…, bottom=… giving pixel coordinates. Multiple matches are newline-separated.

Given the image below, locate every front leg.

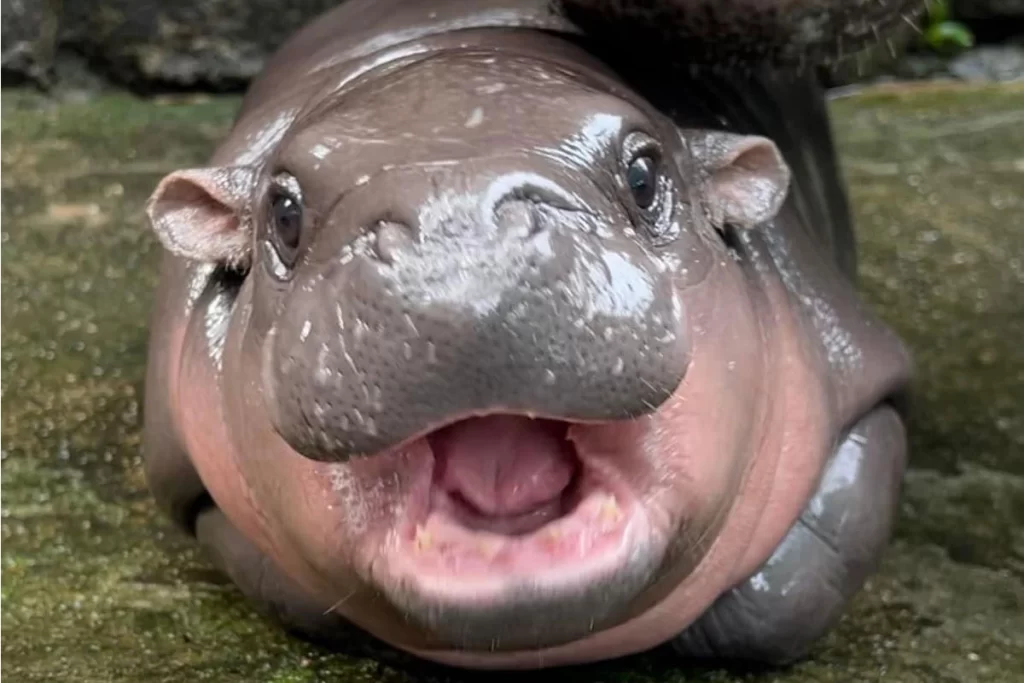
left=672, top=403, right=908, bottom=664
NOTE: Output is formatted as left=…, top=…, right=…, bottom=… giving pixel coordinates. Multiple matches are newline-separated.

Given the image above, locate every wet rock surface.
left=866, top=43, right=1024, bottom=83
left=2, top=81, right=1023, bottom=681
left=1, top=0, right=60, bottom=87
left=2, top=0, right=338, bottom=90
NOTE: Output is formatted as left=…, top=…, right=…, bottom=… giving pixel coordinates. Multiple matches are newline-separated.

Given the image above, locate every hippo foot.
left=671, top=403, right=908, bottom=665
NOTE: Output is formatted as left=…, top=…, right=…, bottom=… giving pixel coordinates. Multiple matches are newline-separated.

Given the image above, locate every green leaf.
left=924, top=21, right=976, bottom=51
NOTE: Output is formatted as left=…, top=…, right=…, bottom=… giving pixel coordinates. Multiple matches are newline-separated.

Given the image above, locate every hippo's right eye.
left=269, top=188, right=303, bottom=266
left=621, top=131, right=677, bottom=245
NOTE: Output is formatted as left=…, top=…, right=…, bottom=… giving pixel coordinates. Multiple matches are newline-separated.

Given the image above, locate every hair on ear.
left=146, top=166, right=258, bottom=269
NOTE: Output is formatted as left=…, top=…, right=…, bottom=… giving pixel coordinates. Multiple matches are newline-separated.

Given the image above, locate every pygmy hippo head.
left=145, top=45, right=819, bottom=665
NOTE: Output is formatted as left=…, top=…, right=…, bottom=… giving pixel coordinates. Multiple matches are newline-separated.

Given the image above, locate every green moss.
left=2, top=82, right=1022, bottom=682
left=831, top=81, right=1024, bottom=478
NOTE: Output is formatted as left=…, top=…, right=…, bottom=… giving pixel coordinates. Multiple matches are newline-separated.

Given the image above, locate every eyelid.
left=270, top=172, right=303, bottom=203
left=620, top=130, right=662, bottom=168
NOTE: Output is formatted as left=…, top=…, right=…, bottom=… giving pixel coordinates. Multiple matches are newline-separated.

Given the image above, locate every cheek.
left=177, top=300, right=273, bottom=557
left=656, top=280, right=768, bottom=526
left=217, top=325, right=433, bottom=590
left=260, top=435, right=434, bottom=576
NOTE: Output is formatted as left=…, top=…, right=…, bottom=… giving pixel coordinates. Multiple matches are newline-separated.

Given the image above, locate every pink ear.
left=688, top=131, right=791, bottom=230
left=146, top=166, right=257, bottom=268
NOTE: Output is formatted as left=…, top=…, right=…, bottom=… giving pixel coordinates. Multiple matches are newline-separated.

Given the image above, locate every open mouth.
left=429, top=416, right=583, bottom=536
left=380, top=414, right=651, bottom=597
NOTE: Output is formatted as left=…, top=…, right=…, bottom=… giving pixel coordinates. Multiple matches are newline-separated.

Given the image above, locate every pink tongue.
left=430, top=415, right=577, bottom=517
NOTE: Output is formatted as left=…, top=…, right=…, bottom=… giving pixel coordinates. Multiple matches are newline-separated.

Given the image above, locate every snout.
left=264, top=162, right=690, bottom=460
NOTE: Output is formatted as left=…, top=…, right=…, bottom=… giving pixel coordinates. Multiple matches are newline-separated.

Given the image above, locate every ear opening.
left=686, top=130, right=792, bottom=230
left=146, top=166, right=257, bottom=269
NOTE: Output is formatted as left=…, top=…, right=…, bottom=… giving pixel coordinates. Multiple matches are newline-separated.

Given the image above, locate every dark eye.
left=270, top=190, right=303, bottom=259
left=620, top=132, right=678, bottom=245
left=626, top=155, right=658, bottom=210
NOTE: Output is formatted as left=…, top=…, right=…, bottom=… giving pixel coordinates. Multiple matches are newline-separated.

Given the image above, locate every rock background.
left=2, top=0, right=338, bottom=91
left=2, top=0, right=59, bottom=87
left=2, top=0, right=1023, bottom=92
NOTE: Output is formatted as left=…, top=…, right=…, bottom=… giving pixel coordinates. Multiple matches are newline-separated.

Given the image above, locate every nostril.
left=490, top=176, right=593, bottom=241
left=507, top=181, right=584, bottom=214
left=489, top=175, right=589, bottom=225
left=372, top=220, right=416, bottom=264
left=494, top=199, right=544, bottom=238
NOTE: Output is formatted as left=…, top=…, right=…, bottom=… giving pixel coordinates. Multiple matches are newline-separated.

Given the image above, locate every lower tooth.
left=600, top=497, right=622, bottom=525
left=415, top=526, right=433, bottom=551
left=542, top=528, right=562, bottom=549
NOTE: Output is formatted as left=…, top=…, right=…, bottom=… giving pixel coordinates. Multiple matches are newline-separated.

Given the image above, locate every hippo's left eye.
left=626, top=155, right=658, bottom=209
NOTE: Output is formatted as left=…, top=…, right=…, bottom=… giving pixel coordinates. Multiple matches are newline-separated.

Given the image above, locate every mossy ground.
left=2, top=82, right=1022, bottom=682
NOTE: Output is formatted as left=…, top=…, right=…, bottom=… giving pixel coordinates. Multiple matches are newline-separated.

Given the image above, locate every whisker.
left=323, top=588, right=359, bottom=615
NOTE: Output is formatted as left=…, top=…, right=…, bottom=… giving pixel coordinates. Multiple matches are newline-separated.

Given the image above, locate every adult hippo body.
left=142, top=0, right=913, bottom=670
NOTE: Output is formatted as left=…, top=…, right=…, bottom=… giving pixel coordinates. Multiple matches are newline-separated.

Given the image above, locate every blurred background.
left=3, top=0, right=1022, bottom=92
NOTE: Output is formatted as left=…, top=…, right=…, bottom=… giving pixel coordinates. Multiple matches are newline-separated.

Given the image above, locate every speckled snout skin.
left=141, top=0, right=915, bottom=672
left=261, top=65, right=691, bottom=459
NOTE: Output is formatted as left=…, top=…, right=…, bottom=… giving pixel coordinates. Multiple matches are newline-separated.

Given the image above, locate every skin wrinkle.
left=298, top=151, right=576, bottom=251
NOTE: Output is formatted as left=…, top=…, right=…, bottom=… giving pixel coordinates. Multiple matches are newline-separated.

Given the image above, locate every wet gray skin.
left=140, top=0, right=914, bottom=670
left=258, top=54, right=692, bottom=458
